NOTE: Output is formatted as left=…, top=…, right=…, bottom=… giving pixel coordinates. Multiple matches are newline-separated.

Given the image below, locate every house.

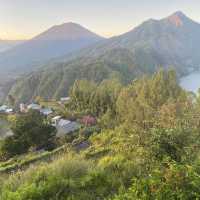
left=20, top=103, right=27, bottom=113
left=60, top=97, right=70, bottom=101
left=80, top=115, right=96, bottom=126
left=27, top=103, right=41, bottom=110
left=56, top=119, right=80, bottom=137
left=60, top=97, right=70, bottom=103
left=51, top=116, right=62, bottom=126
left=5, top=108, right=13, bottom=114
left=40, top=108, right=53, bottom=116
left=0, top=105, right=8, bottom=112
left=0, top=105, right=13, bottom=114
left=25, top=103, right=53, bottom=116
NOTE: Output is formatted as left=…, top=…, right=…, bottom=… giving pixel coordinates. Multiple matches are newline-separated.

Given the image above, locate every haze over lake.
left=180, top=71, right=200, bottom=93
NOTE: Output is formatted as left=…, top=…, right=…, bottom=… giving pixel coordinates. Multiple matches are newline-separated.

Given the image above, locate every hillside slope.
left=0, top=40, right=24, bottom=53
left=0, top=23, right=104, bottom=76
left=9, top=11, right=200, bottom=104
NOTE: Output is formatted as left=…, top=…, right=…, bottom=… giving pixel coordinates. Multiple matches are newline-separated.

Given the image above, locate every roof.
left=56, top=119, right=80, bottom=136
left=40, top=108, right=53, bottom=116
left=58, top=119, right=71, bottom=127
left=27, top=103, right=41, bottom=110
left=0, top=105, right=13, bottom=113
left=60, top=97, right=70, bottom=101
left=0, top=105, right=8, bottom=111
left=5, top=109, right=13, bottom=113
left=52, top=116, right=62, bottom=120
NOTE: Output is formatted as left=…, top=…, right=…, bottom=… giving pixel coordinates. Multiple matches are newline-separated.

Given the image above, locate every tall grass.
left=0, top=153, right=116, bottom=200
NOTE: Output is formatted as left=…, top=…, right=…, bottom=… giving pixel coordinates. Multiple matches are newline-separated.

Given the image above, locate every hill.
left=8, top=11, right=200, bottom=104
left=0, top=40, right=24, bottom=53
left=2, top=70, right=200, bottom=199
left=74, top=11, right=200, bottom=74
left=0, top=23, right=104, bottom=76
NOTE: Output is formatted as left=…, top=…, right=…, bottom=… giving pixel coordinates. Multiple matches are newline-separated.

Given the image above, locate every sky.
left=0, top=0, right=200, bottom=40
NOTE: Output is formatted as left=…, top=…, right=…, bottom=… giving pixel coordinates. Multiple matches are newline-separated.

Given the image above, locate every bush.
left=112, top=162, right=200, bottom=200
left=0, top=110, right=56, bottom=159
left=0, top=154, right=119, bottom=200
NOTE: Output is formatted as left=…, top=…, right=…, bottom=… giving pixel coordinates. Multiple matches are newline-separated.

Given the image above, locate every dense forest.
left=8, top=51, right=152, bottom=106
left=1, top=70, right=200, bottom=199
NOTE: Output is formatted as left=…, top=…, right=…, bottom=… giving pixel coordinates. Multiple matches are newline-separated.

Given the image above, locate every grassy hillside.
left=2, top=71, right=200, bottom=199
left=8, top=47, right=169, bottom=105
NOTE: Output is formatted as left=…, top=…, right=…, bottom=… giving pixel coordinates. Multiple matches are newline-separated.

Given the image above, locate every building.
left=51, top=116, right=62, bottom=126
left=0, top=105, right=8, bottom=112
left=60, top=97, right=70, bottom=103
left=57, top=119, right=80, bottom=136
left=23, top=103, right=53, bottom=116
left=40, top=108, right=53, bottom=116
left=80, top=115, right=96, bottom=126
left=54, top=118, right=80, bottom=137
left=0, top=105, right=13, bottom=114
left=5, top=108, right=13, bottom=114
left=27, top=103, right=41, bottom=110
left=20, top=103, right=27, bottom=113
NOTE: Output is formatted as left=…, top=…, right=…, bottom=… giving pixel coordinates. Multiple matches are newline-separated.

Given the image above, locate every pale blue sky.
left=0, top=0, right=200, bottom=39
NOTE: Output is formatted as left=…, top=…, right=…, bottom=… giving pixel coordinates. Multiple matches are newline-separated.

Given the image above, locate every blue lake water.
left=180, top=72, right=200, bottom=93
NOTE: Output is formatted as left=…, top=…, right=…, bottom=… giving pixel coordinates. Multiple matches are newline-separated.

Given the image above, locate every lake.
left=180, top=71, right=200, bottom=93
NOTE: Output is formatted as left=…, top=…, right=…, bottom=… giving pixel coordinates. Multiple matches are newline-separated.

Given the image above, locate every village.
left=0, top=96, right=97, bottom=138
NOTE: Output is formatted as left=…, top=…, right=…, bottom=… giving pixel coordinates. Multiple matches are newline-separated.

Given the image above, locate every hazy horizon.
left=0, top=0, right=200, bottom=40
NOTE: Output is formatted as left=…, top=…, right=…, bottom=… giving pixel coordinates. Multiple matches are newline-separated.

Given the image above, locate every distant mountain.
left=8, top=11, right=200, bottom=104
left=0, top=40, right=24, bottom=53
left=0, top=23, right=104, bottom=76
left=73, top=11, right=200, bottom=74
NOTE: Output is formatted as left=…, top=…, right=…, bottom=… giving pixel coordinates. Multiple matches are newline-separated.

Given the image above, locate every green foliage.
left=0, top=110, right=56, bottom=159
left=69, top=79, right=97, bottom=112
left=8, top=61, right=113, bottom=105
left=116, top=69, right=187, bottom=125
left=68, top=78, right=122, bottom=129
left=0, top=145, right=68, bottom=174
left=0, top=117, right=11, bottom=139
left=2, top=70, right=200, bottom=199
left=112, top=162, right=200, bottom=200
left=149, top=128, right=199, bottom=162
left=0, top=154, right=118, bottom=200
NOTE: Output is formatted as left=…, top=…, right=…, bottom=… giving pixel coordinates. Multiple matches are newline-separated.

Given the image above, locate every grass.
left=0, top=145, right=70, bottom=174
left=0, top=153, right=96, bottom=199
left=0, top=149, right=124, bottom=200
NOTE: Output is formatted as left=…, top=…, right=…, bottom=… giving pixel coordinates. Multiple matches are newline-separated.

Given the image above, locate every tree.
left=0, top=136, right=29, bottom=159
left=116, top=70, right=187, bottom=129
left=91, top=79, right=122, bottom=117
left=1, top=110, right=56, bottom=159
left=34, top=96, right=44, bottom=104
left=7, top=95, right=15, bottom=107
left=112, top=163, right=200, bottom=200
left=68, top=80, right=97, bottom=112
left=68, top=78, right=122, bottom=124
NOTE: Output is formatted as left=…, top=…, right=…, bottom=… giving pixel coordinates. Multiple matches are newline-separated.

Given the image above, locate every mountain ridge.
left=0, top=22, right=104, bottom=77
left=33, top=22, right=103, bottom=41
left=0, top=40, right=25, bottom=53
left=7, top=11, right=200, bottom=104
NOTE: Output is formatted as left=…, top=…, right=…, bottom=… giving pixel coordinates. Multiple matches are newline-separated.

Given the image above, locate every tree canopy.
left=0, top=110, right=56, bottom=159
